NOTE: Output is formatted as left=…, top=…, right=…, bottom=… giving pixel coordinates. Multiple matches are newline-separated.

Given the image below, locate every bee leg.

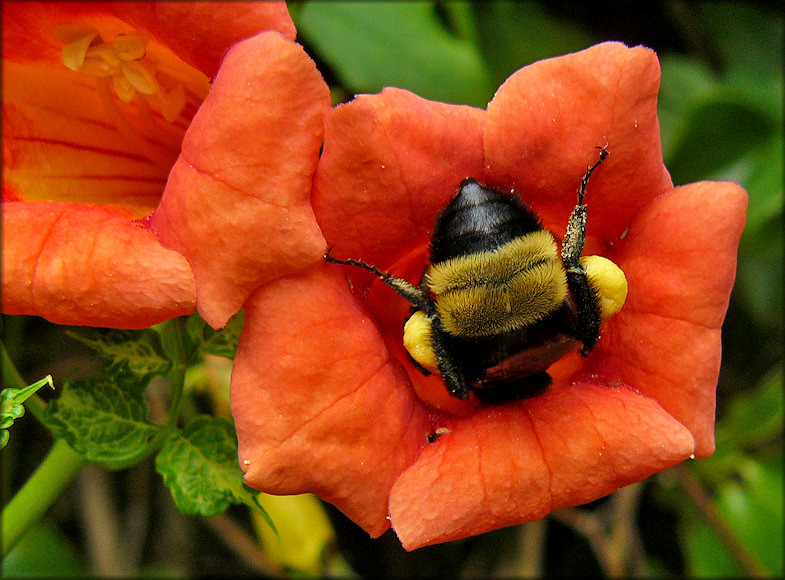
left=561, top=147, right=608, bottom=354
left=576, top=145, right=609, bottom=205
left=562, top=146, right=609, bottom=268
left=327, top=249, right=471, bottom=395
left=561, top=203, right=587, bottom=269
left=429, top=318, right=471, bottom=400
left=565, top=269, right=601, bottom=355
left=325, top=249, right=432, bottom=312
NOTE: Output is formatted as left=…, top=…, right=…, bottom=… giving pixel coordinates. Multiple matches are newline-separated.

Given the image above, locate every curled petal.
left=2, top=201, right=195, bottom=328
left=389, top=384, right=695, bottom=550
left=485, top=41, right=672, bottom=238
left=232, top=263, right=431, bottom=537
left=313, top=88, right=486, bottom=271
left=596, top=181, right=747, bottom=457
left=152, top=33, right=331, bottom=329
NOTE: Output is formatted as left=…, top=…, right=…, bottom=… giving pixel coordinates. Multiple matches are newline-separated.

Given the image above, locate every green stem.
left=155, top=318, right=187, bottom=428
left=2, top=439, right=86, bottom=557
left=92, top=319, right=189, bottom=470
left=1, top=342, right=80, bottom=557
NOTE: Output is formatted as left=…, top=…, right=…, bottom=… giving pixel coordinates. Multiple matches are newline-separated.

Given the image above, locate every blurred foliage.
left=3, top=0, right=782, bottom=577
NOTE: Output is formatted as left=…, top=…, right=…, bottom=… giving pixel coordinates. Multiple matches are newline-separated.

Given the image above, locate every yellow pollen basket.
left=580, top=255, right=628, bottom=321
left=403, top=311, right=440, bottom=373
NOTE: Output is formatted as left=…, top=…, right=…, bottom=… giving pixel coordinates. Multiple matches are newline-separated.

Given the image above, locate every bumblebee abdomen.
left=442, top=309, right=579, bottom=386
left=429, top=179, right=544, bottom=263
left=426, top=232, right=568, bottom=338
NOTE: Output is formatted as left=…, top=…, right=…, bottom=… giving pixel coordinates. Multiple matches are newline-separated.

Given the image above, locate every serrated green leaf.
left=155, top=416, right=268, bottom=521
left=67, top=329, right=170, bottom=382
left=1, top=375, right=54, bottom=450
left=297, top=1, right=494, bottom=106
left=42, top=371, right=159, bottom=466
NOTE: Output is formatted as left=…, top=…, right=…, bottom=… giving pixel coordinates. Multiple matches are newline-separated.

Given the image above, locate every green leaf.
left=740, top=135, right=784, bottom=237
left=472, top=1, right=595, bottom=87
left=734, top=134, right=783, bottom=329
left=67, top=328, right=170, bottom=382
left=296, top=1, right=494, bottom=106
left=0, top=375, right=54, bottom=450
left=658, top=56, right=722, bottom=159
left=186, top=310, right=245, bottom=360
left=716, top=456, right=783, bottom=576
left=693, top=365, right=783, bottom=488
left=684, top=455, right=783, bottom=577
left=155, top=415, right=271, bottom=525
left=716, top=364, right=783, bottom=453
left=682, top=514, right=742, bottom=577
left=658, top=8, right=782, bottom=187
left=698, top=2, right=784, bottom=82
left=663, top=99, right=774, bottom=186
left=41, top=370, right=159, bottom=467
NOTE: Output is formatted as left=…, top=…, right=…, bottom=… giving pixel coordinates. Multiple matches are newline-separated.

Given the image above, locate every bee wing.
left=475, top=333, right=580, bottom=386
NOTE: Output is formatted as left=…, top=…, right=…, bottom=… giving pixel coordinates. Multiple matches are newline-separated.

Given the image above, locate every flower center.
left=56, top=25, right=187, bottom=122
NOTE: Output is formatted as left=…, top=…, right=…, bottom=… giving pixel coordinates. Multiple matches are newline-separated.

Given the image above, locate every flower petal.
left=231, top=263, right=431, bottom=537
left=152, top=33, right=331, bottom=329
left=313, top=88, right=486, bottom=271
left=485, top=41, right=672, bottom=238
left=2, top=201, right=195, bottom=328
left=105, top=1, right=296, bottom=77
left=389, top=383, right=694, bottom=550
left=594, top=181, right=747, bottom=457
left=2, top=2, right=293, bottom=77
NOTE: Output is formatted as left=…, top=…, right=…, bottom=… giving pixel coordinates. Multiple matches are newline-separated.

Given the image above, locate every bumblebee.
left=326, top=146, right=627, bottom=402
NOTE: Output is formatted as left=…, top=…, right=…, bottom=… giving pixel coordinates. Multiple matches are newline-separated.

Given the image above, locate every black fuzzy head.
left=428, top=179, right=543, bottom=263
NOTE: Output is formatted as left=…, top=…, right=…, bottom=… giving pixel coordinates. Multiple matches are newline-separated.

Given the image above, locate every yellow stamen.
left=56, top=26, right=187, bottom=123
left=111, top=73, right=136, bottom=103
left=112, top=34, right=147, bottom=62
left=122, top=60, right=158, bottom=95
left=60, top=30, right=98, bottom=71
